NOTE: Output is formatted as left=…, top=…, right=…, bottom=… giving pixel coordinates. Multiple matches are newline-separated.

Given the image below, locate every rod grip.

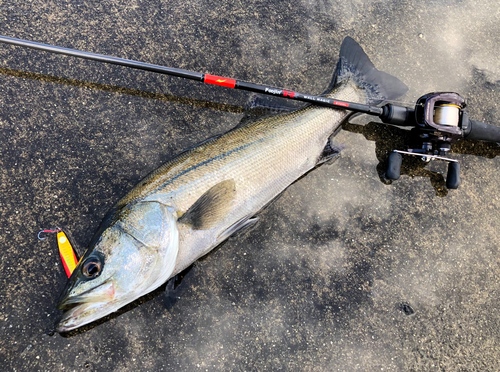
left=464, top=120, right=500, bottom=142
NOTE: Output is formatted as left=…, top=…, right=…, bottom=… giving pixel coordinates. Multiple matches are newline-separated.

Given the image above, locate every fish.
left=56, top=37, right=407, bottom=332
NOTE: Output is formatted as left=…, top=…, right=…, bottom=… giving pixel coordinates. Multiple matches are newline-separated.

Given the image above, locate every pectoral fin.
left=178, top=179, right=236, bottom=230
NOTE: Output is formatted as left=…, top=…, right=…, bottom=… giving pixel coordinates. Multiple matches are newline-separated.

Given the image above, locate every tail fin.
left=325, top=37, right=408, bottom=105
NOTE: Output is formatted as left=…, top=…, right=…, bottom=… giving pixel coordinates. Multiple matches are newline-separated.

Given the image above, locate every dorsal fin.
left=237, top=94, right=307, bottom=127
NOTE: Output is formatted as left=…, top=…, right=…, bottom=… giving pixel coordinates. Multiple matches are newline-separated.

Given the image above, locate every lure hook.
left=38, top=227, right=62, bottom=240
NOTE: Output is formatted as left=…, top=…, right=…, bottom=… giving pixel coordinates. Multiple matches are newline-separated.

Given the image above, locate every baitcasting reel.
left=378, top=92, right=500, bottom=189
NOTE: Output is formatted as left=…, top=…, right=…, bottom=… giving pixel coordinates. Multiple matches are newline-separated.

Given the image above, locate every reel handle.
left=464, top=120, right=500, bottom=143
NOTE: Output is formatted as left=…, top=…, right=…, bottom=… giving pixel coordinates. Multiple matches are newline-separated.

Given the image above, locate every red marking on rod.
left=334, top=101, right=349, bottom=107
left=283, top=90, right=296, bottom=98
left=204, top=74, right=236, bottom=88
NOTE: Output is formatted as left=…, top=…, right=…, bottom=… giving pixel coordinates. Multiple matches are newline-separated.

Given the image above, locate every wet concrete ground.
left=1, top=0, right=500, bottom=371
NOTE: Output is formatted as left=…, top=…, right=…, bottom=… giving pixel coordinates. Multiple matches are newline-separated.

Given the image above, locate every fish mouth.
left=56, top=280, right=116, bottom=332
left=57, top=279, right=115, bottom=309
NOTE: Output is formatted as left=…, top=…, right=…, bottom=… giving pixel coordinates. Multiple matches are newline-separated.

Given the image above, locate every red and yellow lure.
left=38, top=227, right=79, bottom=277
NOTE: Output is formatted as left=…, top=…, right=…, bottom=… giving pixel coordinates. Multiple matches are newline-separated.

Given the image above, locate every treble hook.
left=38, top=227, right=62, bottom=240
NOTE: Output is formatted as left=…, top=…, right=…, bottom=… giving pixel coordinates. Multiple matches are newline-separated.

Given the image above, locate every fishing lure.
left=38, top=227, right=78, bottom=277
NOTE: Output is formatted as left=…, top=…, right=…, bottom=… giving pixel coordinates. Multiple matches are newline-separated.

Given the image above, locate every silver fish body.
left=56, top=37, right=407, bottom=332
left=148, top=87, right=358, bottom=275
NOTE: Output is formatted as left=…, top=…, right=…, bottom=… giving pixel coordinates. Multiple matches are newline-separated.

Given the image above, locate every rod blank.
left=0, top=35, right=204, bottom=81
left=0, top=35, right=383, bottom=115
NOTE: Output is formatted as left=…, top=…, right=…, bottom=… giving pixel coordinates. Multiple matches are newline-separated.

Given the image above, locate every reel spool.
left=414, top=92, right=466, bottom=135
left=434, top=104, right=460, bottom=126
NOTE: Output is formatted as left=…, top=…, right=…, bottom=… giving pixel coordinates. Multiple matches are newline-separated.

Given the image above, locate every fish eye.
left=82, top=258, right=102, bottom=278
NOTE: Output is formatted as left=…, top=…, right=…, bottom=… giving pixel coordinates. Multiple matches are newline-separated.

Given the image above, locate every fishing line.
left=377, top=98, right=418, bottom=106
left=0, top=67, right=245, bottom=113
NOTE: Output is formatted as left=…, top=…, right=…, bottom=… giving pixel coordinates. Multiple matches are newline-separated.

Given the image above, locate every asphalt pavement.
left=1, top=1, right=499, bottom=371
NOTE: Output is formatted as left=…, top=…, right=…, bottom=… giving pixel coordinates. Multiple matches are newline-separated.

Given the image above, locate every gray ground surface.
left=1, top=1, right=500, bottom=371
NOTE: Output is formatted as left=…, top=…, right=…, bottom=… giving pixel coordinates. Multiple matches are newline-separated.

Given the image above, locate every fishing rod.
left=0, top=35, right=382, bottom=115
left=1, top=35, right=499, bottom=189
